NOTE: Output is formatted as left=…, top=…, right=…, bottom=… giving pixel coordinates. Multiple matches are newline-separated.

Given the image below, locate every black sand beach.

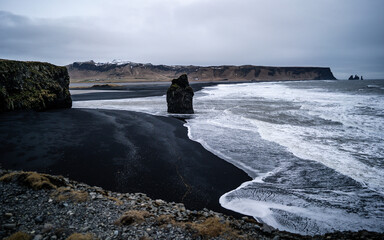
left=0, top=107, right=250, bottom=217
left=70, top=82, right=221, bottom=101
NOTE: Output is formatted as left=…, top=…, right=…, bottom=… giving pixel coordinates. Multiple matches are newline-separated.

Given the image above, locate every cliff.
left=0, top=59, right=72, bottom=112
left=67, top=60, right=337, bottom=83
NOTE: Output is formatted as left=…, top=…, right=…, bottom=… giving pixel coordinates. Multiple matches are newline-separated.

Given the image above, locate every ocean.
left=73, top=79, right=384, bottom=235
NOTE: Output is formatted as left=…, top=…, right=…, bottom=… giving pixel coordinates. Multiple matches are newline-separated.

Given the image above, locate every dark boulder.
left=0, top=59, right=72, bottom=112
left=166, top=74, right=194, bottom=114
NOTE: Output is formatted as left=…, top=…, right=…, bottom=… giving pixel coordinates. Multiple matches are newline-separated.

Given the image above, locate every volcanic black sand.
left=0, top=107, right=250, bottom=217
left=70, top=82, right=221, bottom=101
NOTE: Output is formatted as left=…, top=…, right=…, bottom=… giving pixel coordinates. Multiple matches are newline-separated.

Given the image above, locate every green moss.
left=0, top=59, right=71, bottom=112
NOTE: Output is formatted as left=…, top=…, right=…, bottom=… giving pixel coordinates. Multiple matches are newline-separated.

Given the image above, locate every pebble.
left=35, top=215, right=45, bottom=224
left=43, top=223, right=54, bottom=232
left=33, top=234, right=43, bottom=240
left=154, top=199, right=165, bottom=205
left=80, top=226, right=90, bottom=232
left=4, top=213, right=13, bottom=218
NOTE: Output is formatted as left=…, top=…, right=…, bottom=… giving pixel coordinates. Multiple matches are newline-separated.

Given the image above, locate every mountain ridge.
left=67, top=60, right=337, bottom=83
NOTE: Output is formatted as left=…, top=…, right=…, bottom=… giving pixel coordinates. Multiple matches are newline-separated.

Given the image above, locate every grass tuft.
left=0, top=171, right=65, bottom=190
left=191, top=217, right=239, bottom=239
left=4, top=232, right=31, bottom=240
left=115, top=210, right=151, bottom=225
left=65, top=233, right=95, bottom=240
left=156, top=215, right=240, bottom=239
left=51, top=187, right=88, bottom=203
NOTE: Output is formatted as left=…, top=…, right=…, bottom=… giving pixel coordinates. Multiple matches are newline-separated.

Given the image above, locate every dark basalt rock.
left=348, top=74, right=360, bottom=80
left=0, top=59, right=72, bottom=112
left=167, top=74, right=194, bottom=114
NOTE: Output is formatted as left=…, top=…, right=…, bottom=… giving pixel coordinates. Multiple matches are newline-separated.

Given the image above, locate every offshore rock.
left=348, top=74, right=360, bottom=80
left=0, top=59, right=72, bottom=112
left=167, top=74, right=194, bottom=114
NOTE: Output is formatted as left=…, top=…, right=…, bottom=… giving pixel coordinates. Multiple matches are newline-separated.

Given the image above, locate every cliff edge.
left=0, top=59, right=72, bottom=112
left=67, top=60, right=337, bottom=82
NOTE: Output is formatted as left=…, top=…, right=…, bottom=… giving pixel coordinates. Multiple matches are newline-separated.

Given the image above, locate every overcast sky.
left=1, top=0, right=383, bottom=79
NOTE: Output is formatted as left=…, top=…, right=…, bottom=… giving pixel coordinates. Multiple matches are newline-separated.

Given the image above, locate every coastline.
left=1, top=81, right=383, bottom=238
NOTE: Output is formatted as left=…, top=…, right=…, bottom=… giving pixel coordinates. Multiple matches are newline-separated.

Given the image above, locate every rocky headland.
left=1, top=169, right=383, bottom=240
left=0, top=59, right=72, bottom=112
left=67, top=60, right=336, bottom=83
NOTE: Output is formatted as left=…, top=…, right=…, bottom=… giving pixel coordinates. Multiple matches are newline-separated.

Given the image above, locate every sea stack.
left=166, top=74, right=194, bottom=114
left=0, top=59, right=72, bottom=112
left=348, top=74, right=360, bottom=80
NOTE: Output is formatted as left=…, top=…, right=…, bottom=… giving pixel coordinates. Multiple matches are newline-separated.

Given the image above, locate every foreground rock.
left=167, top=74, right=194, bottom=114
left=1, top=170, right=383, bottom=240
left=0, top=59, right=72, bottom=112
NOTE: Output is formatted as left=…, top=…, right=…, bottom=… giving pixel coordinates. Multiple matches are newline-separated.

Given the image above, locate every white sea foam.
left=73, top=95, right=167, bottom=116
left=194, top=82, right=384, bottom=193
left=219, top=191, right=382, bottom=234
left=247, top=117, right=384, bottom=193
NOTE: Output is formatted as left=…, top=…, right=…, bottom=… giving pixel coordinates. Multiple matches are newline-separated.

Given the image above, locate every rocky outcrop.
left=167, top=74, right=194, bottom=114
left=0, top=59, right=72, bottom=112
left=67, top=60, right=337, bottom=82
left=1, top=169, right=383, bottom=240
left=349, top=75, right=360, bottom=80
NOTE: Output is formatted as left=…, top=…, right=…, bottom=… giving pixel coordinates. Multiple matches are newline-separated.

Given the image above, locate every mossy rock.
left=0, top=59, right=72, bottom=112
left=166, top=74, right=194, bottom=114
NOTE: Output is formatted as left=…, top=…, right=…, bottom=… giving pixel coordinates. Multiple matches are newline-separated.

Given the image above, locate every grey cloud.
left=0, top=0, right=383, bottom=79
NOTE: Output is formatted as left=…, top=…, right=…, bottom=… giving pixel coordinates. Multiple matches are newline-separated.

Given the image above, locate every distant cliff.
left=67, top=60, right=337, bottom=82
left=0, top=59, right=72, bottom=112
